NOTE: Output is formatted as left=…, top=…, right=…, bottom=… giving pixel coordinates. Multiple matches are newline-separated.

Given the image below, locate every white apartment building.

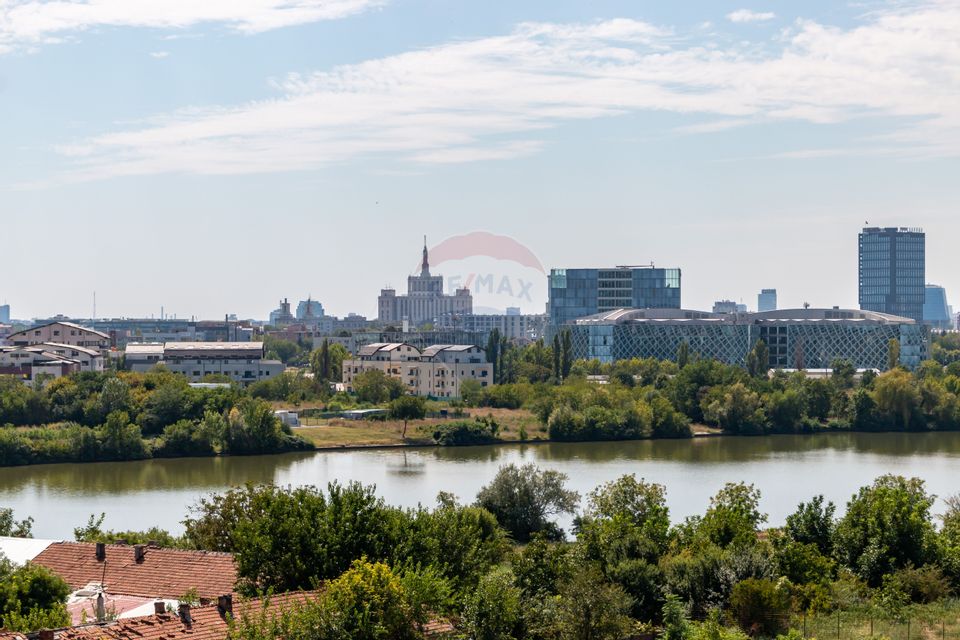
left=7, top=321, right=110, bottom=352
left=0, top=343, right=104, bottom=384
left=125, top=342, right=283, bottom=385
left=342, top=342, right=492, bottom=399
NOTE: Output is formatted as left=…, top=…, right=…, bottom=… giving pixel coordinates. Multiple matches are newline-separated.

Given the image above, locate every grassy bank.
left=297, top=408, right=547, bottom=448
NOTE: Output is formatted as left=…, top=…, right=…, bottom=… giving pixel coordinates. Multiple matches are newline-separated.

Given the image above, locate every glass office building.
left=569, top=307, right=928, bottom=370
left=758, top=289, right=777, bottom=313
left=858, top=227, right=925, bottom=322
left=923, top=284, right=952, bottom=330
left=548, top=266, right=681, bottom=329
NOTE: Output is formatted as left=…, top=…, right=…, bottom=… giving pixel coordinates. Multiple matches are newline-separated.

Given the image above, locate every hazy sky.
left=1, top=0, right=958, bottom=321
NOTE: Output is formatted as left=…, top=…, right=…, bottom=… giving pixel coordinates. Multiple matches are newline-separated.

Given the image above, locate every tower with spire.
left=421, top=235, right=431, bottom=277
left=377, top=236, right=473, bottom=326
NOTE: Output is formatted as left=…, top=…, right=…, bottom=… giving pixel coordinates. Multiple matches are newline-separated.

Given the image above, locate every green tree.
left=699, top=482, right=767, bottom=548
left=785, top=495, right=835, bottom=555
left=872, top=369, right=921, bottom=430
left=388, top=395, right=427, bottom=438
left=486, top=329, right=501, bottom=384
left=833, top=475, right=939, bottom=586
left=462, top=566, right=523, bottom=640
left=98, top=411, right=149, bottom=460
left=561, top=329, right=573, bottom=380
left=831, top=359, right=856, bottom=390
left=728, top=578, right=791, bottom=637
left=888, top=338, right=902, bottom=370
left=229, top=482, right=403, bottom=593
left=583, top=475, right=670, bottom=554
left=556, top=566, right=633, bottom=640
left=661, top=594, right=690, bottom=640
left=0, top=508, right=33, bottom=538
left=323, top=559, right=417, bottom=640
left=310, top=339, right=332, bottom=382
left=353, top=369, right=405, bottom=404
left=476, top=463, right=580, bottom=542
left=747, top=340, right=770, bottom=377
left=0, top=556, right=70, bottom=632
left=459, top=379, right=483, bottom=406
left=553, top=334, right=562, bottom=383
left=677, top=341, right=690, bottom=369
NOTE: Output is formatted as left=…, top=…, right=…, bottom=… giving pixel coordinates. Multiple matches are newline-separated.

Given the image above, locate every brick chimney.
left=178, top=603, right=192, bottom=625
left=134, top=544, right=146, bottom=563
left=217, top=594, right=233, bottom=618
left=154, top=601, right=166, bottom=615
left=95, top=542, right=106, bottom=561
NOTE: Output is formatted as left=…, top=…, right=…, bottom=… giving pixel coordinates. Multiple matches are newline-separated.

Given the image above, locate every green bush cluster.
left=432, top=415, right=501, bottom=445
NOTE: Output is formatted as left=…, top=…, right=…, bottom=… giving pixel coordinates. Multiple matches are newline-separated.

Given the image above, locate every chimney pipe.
left=134, top=544, right=146, bottom=563
left=154, top=601, right=166, bottom=615
left=95, top=542, right=106, bottom=561
left=178, top=603, right=192, bottom=625
left=96, top=592, right=106, bottom=622
left=217, top=594, right=233, bottom=618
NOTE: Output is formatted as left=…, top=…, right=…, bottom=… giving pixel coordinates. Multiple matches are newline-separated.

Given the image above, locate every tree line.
left=3, top=467, right=959, bottom=639
left=461, top=333, right=960, bottom=439
left=0, top=369, right=310, bottom=465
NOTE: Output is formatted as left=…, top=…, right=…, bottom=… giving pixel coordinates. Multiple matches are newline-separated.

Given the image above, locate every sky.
left=1, top=0, right=958, bottom=321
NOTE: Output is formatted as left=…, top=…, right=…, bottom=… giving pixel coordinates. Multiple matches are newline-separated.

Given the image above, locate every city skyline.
left=2, top=0, right=959, bottom=319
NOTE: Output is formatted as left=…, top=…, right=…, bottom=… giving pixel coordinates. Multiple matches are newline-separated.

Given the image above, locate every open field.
left=296, top=408, right=547, bottom=448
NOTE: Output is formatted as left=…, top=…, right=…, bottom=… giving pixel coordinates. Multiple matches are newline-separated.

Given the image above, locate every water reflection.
left=0, top=452, right=312, bottom=495
left=2, top=432, right=960, bottom=539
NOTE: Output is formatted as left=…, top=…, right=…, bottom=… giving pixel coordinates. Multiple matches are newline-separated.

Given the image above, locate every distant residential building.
left=569, top=307, right=927, bottom=370
left=548, top=265, right=681, bottom=330
left=0, top=343, right=104, bottom=383
left=0, top=304, right=9, bottom=323
left=296, top=298, right=324, bottom=320
left=7, top=321, right=110, bottom=352
left=378, top=239, right=473, bottom=327
left=923, top=284, right=952, bottom=330
left=269, top=298, right=295, bottom=326
left=342, top=342, right=492, bottom=398
left=436, top=312, right=547, bottom=342
left=859, top=226, right=925, bottom=321
left=758, top=289, right=777, bottom=312
left=125, top=342, right=283, bottom=385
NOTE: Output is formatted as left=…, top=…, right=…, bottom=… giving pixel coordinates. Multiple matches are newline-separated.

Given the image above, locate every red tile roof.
left=1, top=592, right=455, bottom=640
left=57, top=592, right=312, bottom=640
left=32, top=543, right=237, bottom=600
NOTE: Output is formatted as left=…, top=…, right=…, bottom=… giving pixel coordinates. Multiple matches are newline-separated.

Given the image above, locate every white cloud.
left=0, top=0, right=384, bottom=51
left=727, top=9, right=776, bottom=23
left=51, top=3, right=960, bottom=181
left=149, top=50, right=169, bottom=59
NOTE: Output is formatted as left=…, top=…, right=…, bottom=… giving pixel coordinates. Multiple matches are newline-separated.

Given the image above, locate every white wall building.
left=7, top=321, right=110, bottom=352
left=342, top=342, right=492, bottom=399
left=125, top=342, right=283, bottom=385
left=0, top=343, right=104, bottom=384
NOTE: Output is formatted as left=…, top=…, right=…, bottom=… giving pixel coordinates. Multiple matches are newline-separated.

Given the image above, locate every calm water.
left=3, top=432, right=960, bottom=539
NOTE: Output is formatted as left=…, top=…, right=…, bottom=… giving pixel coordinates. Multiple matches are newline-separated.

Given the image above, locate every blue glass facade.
left=548, top=267, right=681, bottom=329
left=858, top=227, right=925, bottom=321
left=923, top=285, right=952, bottom=330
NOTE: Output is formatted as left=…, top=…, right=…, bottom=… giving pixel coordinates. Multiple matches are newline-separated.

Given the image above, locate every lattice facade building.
left=568, top=308, right=928, bottom=371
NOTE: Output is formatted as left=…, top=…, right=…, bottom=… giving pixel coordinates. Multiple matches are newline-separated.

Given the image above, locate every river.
left=2, top=431, right=960, bottom=539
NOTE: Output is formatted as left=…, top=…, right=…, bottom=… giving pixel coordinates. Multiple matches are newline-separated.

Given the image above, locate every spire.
left=421, top=235, right=430, bottom=276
